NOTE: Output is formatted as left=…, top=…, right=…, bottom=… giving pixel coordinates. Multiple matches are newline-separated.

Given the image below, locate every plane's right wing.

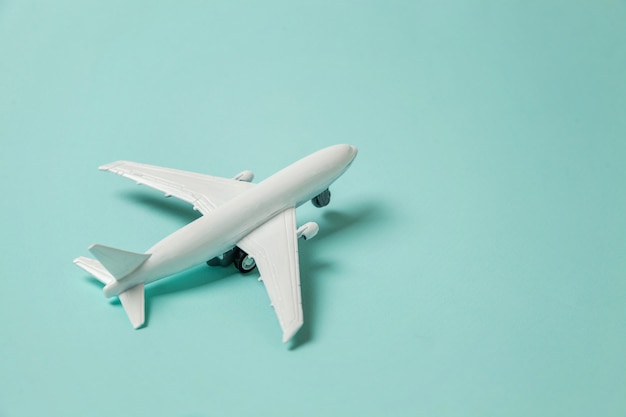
left=237, top=207, right=303, bottom=343
left=99, top=161, right=255, bottom=215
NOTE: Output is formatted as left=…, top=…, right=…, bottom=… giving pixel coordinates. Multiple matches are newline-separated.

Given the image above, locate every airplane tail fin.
left=74, top=244, right=150, bottom=329
left=74, top=256, right=147, bottom=328
left=88, top=244, right=151, bottom=280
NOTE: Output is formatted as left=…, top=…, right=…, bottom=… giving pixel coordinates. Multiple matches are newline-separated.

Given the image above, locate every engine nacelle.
left=297, top=222, right=319, bottom=240
left=233, top=170, right=254, bottom=182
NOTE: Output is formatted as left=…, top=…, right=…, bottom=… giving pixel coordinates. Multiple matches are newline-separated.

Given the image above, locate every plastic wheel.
left=312, top=189, right=331, bottom=208
left=233, top=247, right=256, bottom=273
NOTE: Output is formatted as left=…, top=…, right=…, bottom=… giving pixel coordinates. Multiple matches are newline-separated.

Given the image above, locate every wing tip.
left=282, top=322, right=303, bottom=343
left=98, top=161, right=125, bottom=171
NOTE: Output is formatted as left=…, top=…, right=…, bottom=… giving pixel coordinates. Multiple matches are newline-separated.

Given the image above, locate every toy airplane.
left=75, top=144, right=358, bottom=342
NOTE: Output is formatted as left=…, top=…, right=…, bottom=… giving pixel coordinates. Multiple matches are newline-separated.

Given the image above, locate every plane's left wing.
left=237, top=207, right=303, bottom=343
left=99, top=161, right=255, bottom=215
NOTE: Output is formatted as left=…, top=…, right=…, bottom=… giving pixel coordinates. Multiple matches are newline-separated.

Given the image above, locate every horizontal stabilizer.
left=73, top=256, right=115, bottom=285
left=119, top=283, right=145, bottom=328
left=89, top=244, right=151, bottom=280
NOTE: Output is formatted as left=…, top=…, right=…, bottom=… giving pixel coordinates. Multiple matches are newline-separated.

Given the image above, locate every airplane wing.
left=237, top=207, right=303, bottom=343
left=99, top=161, right=255, bottom=215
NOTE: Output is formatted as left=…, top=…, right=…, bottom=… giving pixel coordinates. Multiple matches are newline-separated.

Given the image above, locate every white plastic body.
left=101, top=145, right=357, bottom=298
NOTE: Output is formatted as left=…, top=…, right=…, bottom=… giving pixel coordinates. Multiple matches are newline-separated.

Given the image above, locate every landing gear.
left=206, top=249, right=234, bottom=267
left=312, top=189, right=331, bottom=208
left=207, top=247, right=256, bottom=273
left=233, top=247, right=256, bottom=274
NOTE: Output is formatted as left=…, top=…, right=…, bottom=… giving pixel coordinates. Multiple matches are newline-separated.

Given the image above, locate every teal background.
left=1, top=1, right=625, bottom=416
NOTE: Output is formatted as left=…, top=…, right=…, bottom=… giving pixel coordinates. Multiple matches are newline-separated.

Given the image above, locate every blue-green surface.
left=1, top=1, right=625, bottom=416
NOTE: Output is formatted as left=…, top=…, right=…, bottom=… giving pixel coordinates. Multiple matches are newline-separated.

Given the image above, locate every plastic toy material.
left=74, top=144, right=358, bottom=343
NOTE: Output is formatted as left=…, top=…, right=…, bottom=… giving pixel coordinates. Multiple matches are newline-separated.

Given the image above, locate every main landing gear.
left=206, top=186, right=331, bottom=274
left=207, top=246, right=257, bottom=274
left=233, top=247, right=256, bottom=273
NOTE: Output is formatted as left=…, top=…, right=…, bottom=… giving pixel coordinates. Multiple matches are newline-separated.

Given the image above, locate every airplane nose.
left=328, top=144, right=358, bottom=163
left=348, top=145, right=358, bottom=160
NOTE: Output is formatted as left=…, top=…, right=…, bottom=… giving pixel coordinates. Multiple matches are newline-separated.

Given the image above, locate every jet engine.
left=233, top=170, right=254, bottom=182
left=297, top=222, right=319, bottom=240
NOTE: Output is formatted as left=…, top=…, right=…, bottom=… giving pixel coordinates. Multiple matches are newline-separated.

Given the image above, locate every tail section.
left=88, top=244, right=151, bottom=280
left=75, top=244, right=151, bottom=329
left=74, top=256, right=115, bottom=284
left=118, top=283, right=145, bottom=328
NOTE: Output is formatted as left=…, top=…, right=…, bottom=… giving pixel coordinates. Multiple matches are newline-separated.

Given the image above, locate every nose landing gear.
left=312, top=189, right=331, bottom=208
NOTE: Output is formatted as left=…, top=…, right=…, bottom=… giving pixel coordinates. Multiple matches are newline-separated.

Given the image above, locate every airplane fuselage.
left=102, top=144, right=357, bottom=298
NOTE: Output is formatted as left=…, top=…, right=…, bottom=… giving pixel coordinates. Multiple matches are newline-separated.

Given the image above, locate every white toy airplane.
left=74, top=144, right=357, bottom=342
